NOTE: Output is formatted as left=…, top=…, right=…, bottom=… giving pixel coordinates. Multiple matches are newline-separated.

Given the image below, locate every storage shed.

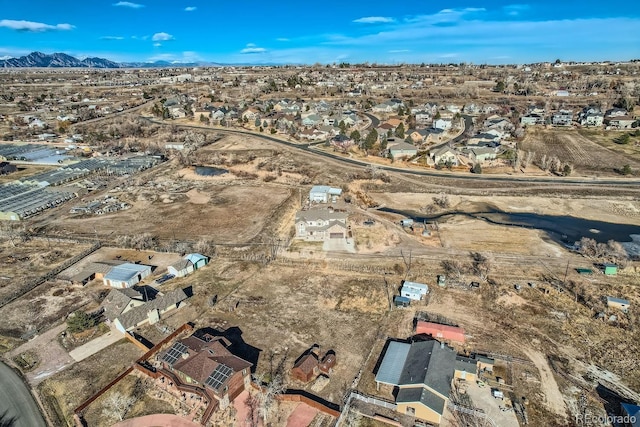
left=168, top=253, right=209, bottom=277
left=401, top=281, right=429, bottom=301
left=103, top=263, right=152, bottom=288
left=394, top=296, right=411, bottom=307
left=603, top=263, right=618, bottom=276
left=606, top=296, right=630, bottom=311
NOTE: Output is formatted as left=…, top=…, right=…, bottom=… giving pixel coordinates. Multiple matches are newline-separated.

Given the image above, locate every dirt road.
left=521, top=347, right=567, bottom=417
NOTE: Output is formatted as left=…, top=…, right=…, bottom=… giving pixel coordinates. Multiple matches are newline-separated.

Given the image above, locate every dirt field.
left=520, top=128, right=640, bottom=175
left=0, top=239, right=93, bottom=303
left=165, top=259, right=390, bottom=405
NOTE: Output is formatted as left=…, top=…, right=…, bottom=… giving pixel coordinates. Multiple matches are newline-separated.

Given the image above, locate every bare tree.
left=0, top=222, right=27, bottom=247
left=254, top=373, right=287, bottom=425
left=441, top=259, right=468, bottom=283
left=432, top=193, right=451, bottom=209
left=470, top=252, right=493, bottom=282
left=102, top=391, right=136, bottom=422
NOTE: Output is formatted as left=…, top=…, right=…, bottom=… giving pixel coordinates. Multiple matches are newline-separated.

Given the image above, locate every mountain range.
left=0, top=51, right=216, bottom=68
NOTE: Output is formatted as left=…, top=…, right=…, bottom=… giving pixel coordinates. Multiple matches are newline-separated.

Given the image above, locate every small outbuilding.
left=168, top=253, right=209, bottom=277
left=400, top=281, right=429, bottom=301
left=394, top=296, right=411, bottom=307
left=103, top=263, right=152, bottom=288
left=603, top=263, right=618, bottom=276
left=606, top=296, right=630, bottom=311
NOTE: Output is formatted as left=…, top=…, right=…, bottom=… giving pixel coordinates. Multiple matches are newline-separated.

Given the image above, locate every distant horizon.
left=1, top=50, right=639, bottom=68
left=1, top=0, right=639, bottom=65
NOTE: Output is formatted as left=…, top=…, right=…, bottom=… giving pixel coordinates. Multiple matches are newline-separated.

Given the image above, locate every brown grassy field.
left=520, top=128, right=640, bottom=175
left=0, top=239, right=93, bottom=304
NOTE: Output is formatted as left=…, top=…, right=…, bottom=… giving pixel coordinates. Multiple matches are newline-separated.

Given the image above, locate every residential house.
left=111, top=288, right=188, bottom=333
left=578, top=106, right=604, bottom=127
left=387, top=139, right=418, bottom=160
left=100, top=287, right=147, bottom=323
left=241, top=107, right=260, bottom=122
left=295, top=208, right=348, bottom=241
left=302, top=114, right=322, bottom=127
left=408, top=129, right=431, bottom=144
left=292, top=350, right=320, bottom=383
left=605, top=115, right=636, bottom=129
left=605, top=108, right=628, bottom=118
left=375, top=339, right=456, bottom=425
left=414, top=111, right=432, bottom=125
left=433, top=119, right=452, bottom=131
left=552, top=110, right=573, bottom=126
left=372, top=99, right=403, bottom=114
left=168, top=253, right=210, bottom=278
left=454, top=355, right=478, bottom=381
left=309, top=185, right=342, bottom=203
left=520, top=114, right=544, bottom=126
left=606, top=296, right=630, bottom=311
left=299, top=128, right=329, bottom=141
left=483, top=116, right=514, bottom=133
left=469, top=147, right=497, bottom=163
left=159, top=332, right=253, bottom=414
left=431, top=146, right=459, bottom=166
left=103, top=262, right=152, bottom=288
left=330, top=134, right=355, bottom=151
left=416, top=321, right=465, bottom=344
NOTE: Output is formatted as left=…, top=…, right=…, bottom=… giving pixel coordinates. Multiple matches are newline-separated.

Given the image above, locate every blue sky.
left=1, top=0, right=639, bottom=64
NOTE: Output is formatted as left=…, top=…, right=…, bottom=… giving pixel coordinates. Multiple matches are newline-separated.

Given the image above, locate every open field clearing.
left=0, top=239, right=93, bottom=304
left=521, top=129, right=640, bottom=175
left=578, top=129, right=640, bottom=158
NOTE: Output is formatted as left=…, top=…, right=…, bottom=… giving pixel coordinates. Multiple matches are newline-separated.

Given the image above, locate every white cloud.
left=353, top=16, right=395, bottom=24
left=100, top=36, right=124, bottom=40
left=241, top=43, right=267, bottom=54
left=153, top=43, right=162, bottom=47
left=389, top=49, right=410, bottom=53
left=503, top=4, right=531, bottom=16
left=152, top=32, right=174, bottom=41
left=113, top=1, right=144, bottom=8
left=0, top=19, right=74, bottom=32
left=184, top=6, right=197, bottom=11
left=276, top=38, right=290, bottom=42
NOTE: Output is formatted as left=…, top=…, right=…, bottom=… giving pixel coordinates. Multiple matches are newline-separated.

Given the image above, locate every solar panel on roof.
left=204, top=364, right=233, bottom=391
left=161, top=342, right=188, bottom=366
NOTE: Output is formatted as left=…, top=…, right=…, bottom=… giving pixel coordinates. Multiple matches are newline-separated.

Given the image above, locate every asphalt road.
left=0, top=362, right=46, bottom=427
left=141, top=116, right=640, bottom=188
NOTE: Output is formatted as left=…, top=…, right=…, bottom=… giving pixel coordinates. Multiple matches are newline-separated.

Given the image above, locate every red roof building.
left=415, top=321, right=465, bottom=344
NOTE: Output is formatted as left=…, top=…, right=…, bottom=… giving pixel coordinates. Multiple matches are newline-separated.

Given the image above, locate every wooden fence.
left=0, top=241, right=101, bottom=308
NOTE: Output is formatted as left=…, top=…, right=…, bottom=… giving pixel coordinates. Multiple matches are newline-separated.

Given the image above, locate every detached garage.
left=103, top=263, right=152, bottom=288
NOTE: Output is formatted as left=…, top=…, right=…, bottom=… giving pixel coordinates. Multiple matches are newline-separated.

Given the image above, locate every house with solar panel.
left=375, top=339, right=457, bottom=425
left=167, top=253, right=210, bottom=278
left=159, top=333, right=253, bottom=415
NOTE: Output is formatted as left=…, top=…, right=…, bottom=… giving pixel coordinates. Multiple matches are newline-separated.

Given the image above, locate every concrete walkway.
left=69, top=325, right=124, bottom=362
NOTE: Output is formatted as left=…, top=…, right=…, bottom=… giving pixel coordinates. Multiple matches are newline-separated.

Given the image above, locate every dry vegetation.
left=520, top=128, right=640, bottom=175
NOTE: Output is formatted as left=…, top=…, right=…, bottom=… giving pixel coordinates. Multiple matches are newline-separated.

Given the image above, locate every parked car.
left=156, top=274, right=175, bottom=284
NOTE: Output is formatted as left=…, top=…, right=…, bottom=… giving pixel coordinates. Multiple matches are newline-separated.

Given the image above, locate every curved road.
left=0, top=362, right=46, bottom=427
left=140, top=116, right=640, bottom=188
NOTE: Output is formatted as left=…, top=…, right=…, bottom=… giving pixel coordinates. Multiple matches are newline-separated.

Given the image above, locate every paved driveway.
left=323, top=238, right=356, bottom=253
left=69, top=325, right=124, bottom=362
left=0, top=362, right=46, bottom=427
left=7, top=323, right=73, bottom=385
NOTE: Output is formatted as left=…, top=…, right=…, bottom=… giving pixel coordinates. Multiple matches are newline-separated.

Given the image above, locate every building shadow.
left=194, top=326, right=262, bottom=373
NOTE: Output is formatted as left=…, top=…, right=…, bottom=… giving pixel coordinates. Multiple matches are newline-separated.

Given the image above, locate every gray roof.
left=455, top=355, right=478, bottom=373
left=606, top=296, right=630, bottom=305
left=396, top=387, right=447, bottom=415
left=398, top=340, right=456, bottom=397
left=104, top=262, right=151, bottom=283
left=296, top=208, right=348, bottom=223
left=116, top=288, right=188, bottom=330
left=101, top=288, right=143, bottom=321
left=388, top=141, right=418, bottom=152
left=375, top=341, right=410, bottom=385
